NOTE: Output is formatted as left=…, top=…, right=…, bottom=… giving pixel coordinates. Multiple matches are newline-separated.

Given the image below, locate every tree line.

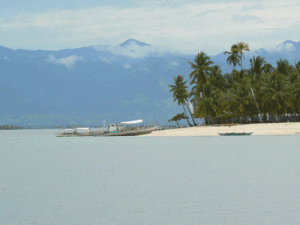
left=0, top=125, right=24, bottom=130
left=169, top=42, right=300, bottom=126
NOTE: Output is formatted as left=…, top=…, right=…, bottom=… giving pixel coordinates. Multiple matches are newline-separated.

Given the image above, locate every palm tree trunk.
left=185, top=102, right=197, bottom=126
left=182, top=105, right=193, bottom=127
left=263, top=112, right=267, bottom=123
left=241, top=56, right=243, bottom=70
left=208, top=116, right=212, bottom=125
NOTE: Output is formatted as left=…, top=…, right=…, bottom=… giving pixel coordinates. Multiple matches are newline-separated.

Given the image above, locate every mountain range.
left=1, top=39, right=300, bottom=127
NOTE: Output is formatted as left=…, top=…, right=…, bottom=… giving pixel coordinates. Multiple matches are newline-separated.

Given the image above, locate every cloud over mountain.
left=2, top=1, right=300, bottom=55
left=93, top=39, right=168, bottom=59
left=274, top=40, right=300, bottom=52
left=47, top=55, right=85, bottom=68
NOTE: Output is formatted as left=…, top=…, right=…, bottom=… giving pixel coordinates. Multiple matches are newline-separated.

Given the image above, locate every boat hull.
left=55, top=132, right=104, bottom=137
left=55, top=121, right=158, bottom=137
left=218, top=132, right=253, bottom=136
left=101, top=126, right=157, bottom=136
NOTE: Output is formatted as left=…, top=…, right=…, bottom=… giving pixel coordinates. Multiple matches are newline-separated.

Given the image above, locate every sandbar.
left=142, top=122, right=300, bottom=136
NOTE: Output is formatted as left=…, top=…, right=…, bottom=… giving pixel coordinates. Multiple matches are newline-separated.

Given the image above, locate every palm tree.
left=295, top=60, right=300, bottom=72
left=207, top=65, right=226, bottom=92
left=225, top=69, right=248, bottom=91
left=193, top=83, right=221, bottom=124
left=168, top=74, right=198, bottom=126
left=250, top=56, right=266, bottom=82
left=168, top=75, right=193, bottom=126
left=288, top=68, right=299, bottom=83
left=224, top=44, right=240, bottom=69
left=262, top=63, right=273, bottom=74
left=188, top=51, right=214, bottom=95
left=185, top=99, right=198, bottom=126
left=249, top=56, right=267, bottom=118
left=236, top=42, right=250, bottom=70
left=228, top=78, right=253, bottom=123
left=292, top=77, right=300, bottom=113
left=277, top=59, right=292, bottom=76
left=260, top=72, right=293, bottom=116
left=168, top=113, right=188, bottom=127
left=247, top=66, right=264, bottom=121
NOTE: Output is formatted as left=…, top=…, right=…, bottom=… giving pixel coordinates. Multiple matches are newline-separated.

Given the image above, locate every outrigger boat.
left=55, top=119, right=158, bottom=137
left=218, top=132, right=253, bottom=136
left=55, top=127, right=104, bottom=137
left=101, top=119, right=158, bottom=136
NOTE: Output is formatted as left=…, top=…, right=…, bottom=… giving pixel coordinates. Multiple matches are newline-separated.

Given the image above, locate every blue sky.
left=1, top=0, right=299, bottom=54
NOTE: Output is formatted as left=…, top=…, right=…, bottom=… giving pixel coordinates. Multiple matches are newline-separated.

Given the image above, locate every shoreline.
left=142, top=122, right=300, bottom=136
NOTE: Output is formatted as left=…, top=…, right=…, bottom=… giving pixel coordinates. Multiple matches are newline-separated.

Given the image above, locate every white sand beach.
left=142, top=122, right=300, bottom=136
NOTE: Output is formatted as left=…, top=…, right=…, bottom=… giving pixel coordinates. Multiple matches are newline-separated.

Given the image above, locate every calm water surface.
left=1, top=129, right=300, bottom=224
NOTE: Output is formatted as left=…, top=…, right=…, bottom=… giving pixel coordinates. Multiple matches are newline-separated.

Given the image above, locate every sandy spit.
left=141, top=122, right=300, bottom=136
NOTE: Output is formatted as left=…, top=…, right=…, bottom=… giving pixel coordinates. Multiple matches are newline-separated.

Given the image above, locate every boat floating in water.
left=55, top=119, right=158, bottom=137
left=55, top=127, right=104, bottom=137
left=218, top=132, right=253, bottom=136
left=101, top=120, right=158, bottom=136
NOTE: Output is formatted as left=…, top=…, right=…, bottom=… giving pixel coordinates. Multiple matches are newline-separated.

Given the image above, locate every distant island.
left=0, top=125, right=24, bottom=130
left=0, top=124, right=103, bottom=130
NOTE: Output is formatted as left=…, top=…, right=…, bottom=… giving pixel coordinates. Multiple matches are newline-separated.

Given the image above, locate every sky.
left=1, top=0, right=300, bottom=55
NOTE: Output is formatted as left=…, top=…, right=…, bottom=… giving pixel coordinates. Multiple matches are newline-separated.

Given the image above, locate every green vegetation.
left=168, top=113, right=188, bottom=127
left=169, top=42, right=300, bottom=126
left=0, top=125, right=24, bottom=130
left=168, top=75, right=195, bottom=126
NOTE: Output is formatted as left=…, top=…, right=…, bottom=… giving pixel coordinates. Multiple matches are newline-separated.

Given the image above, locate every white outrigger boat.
left=101, top=119, right=158, bottom=136
left=55, top=127, right=104, bottom=137
left=55, top=119, right=158, bottom=137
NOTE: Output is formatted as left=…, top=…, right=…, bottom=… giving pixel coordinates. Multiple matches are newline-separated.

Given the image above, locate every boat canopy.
left=63, top=129, right=75, bottom=133
left=76, top=127, right=91, bottom=133
left=120, top=119, right=143, bottom=125
left=76, top=127, right=90, bottom=131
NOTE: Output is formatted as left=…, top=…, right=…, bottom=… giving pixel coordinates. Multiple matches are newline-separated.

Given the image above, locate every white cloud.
left=47, top=55, right=84, bottom=68
left=94, top=41, right=169, bottom=58
left=99, top=56, right=111, bottom=63
left=124, top=64, right=132, bottom=69
left=1, top=1, right=300, bottom=54
left=170, top=61, right=179, bottom=66
left=231, top=14, right=264, bottom=23
left=274, top=42, right=296, bottom=52
left=242, top=4, right=266, bottom=11
left=110, top=44, right=156, bottom=58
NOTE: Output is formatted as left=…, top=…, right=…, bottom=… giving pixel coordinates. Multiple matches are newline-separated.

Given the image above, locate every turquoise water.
left=1, top=130, right=300, bottom=224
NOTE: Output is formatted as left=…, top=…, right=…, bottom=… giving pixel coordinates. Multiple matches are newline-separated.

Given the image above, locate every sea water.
left=1, top=129, right=300, bottom=224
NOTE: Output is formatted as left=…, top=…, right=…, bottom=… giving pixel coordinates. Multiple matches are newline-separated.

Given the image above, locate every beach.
left=143, top=122, right=300, bottom=136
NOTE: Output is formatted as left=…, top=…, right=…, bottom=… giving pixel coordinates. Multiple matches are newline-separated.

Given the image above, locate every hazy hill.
left=1, top=39, right=299, bottom=127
